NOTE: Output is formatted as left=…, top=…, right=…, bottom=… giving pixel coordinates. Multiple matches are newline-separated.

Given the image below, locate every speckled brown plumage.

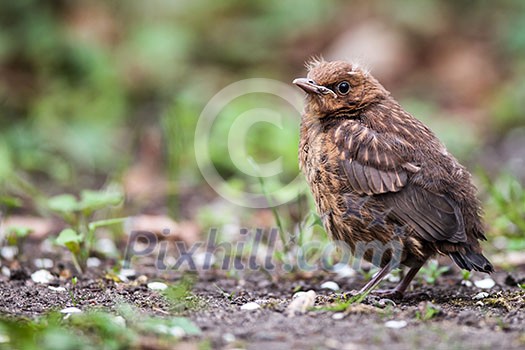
left=294, top=59, right=493, bottom=298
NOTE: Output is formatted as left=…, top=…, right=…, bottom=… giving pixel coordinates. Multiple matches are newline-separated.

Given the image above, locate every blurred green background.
left=0, top=0, right=524, bottom=250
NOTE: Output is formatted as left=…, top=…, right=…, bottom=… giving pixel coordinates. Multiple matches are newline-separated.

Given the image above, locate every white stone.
left=194, top=252, right=215, bottom=268
left=384, top=320, right=407, bottom=329
left=60, top=307, right=82, bottom=314
left=320, top=281, right=340, bottom=291
left=472, top=292, right=489, bottom=300
left=1, top=246, right=17, bottom=261
left=386, top=273, right=401, bottom=283
left=87, top=257, right=101, bottom=268
left=461, top=280, right=473, bottom=287
left=118, top=268, right=136, bottom=282
left=333, top=264, right=356, bottom=278
left=119, top=268, right=136, bottom=278
left=96, top=238, right=118, bottom=256
left=48, top=286, right=67, bottom=292
left=34, top=258, right=53, bottom=269
left=222, top=333, right=236, bottom=342
left=113, top=316, right=126, bottom=327
left=240, top=302, right=261, bottom=311
left=147, top=282, right=168, bottom=291
left=1, top=266, right=10, bottom=277
left=332, top=312, right=346, bottom=320
left=474, top=278, right=495, bottom=289
left=286, top=290, right=317, bottom=316
left=31, top=269, right=55, bottom=284
left=169, top=326, right=186, bottom=338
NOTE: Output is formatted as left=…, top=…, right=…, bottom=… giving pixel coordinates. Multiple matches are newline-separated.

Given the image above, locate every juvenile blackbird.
left=293, top=59, right=493, bottom=298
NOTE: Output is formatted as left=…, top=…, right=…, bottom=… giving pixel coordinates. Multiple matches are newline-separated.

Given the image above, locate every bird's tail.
left=449, top=249, right=494, bottom=273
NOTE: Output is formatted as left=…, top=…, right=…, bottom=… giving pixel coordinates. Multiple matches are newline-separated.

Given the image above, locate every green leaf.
left=6, top=226, right=31, bottom=246
left=56, top=228, right=83, bottom=253
left=88, top=217, right=126, bottom=232
left=6, top=226, right=32, bottom=238
left=48, top=194, right=79, bottom=213
left=78, top=190, right=123, bottom=212
left=0, top=195, right=23, bottom=208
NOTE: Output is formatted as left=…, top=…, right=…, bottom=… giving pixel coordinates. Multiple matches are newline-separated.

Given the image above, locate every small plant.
left=317, top=291, right=370, bottom=312
left=360, top=267, right=380, bottom=282
left=480, top=172, right=525, bottom=248
left=161, top=276, right=201, bottom=313
left=420, top=260, right=450, bottom=285
left=461, top=270, right=471, bottom=281
left=416, top=303, right=441, bottom=321
left=69, top=277, right=78, bottom=306
left=3, top=226, right=31, bottom=256
left=50, top=189, right=125, bottom=274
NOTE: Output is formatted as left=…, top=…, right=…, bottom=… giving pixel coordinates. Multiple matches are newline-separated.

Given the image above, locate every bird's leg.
left=373, top=264, right=423, bottom=299
left=357, top=263, right=394, bottom=296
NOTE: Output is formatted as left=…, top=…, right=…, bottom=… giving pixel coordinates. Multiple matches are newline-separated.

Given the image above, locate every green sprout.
left=420, top=260, right=450, bottom=285
left=50, top=189, right=125, bottom=274
left=4, top=226, right=31, bottom=257
left=416, top=303, right=441, bottom=321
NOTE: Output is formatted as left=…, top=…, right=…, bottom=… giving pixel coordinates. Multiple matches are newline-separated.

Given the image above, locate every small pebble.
left=60, top=307, right=82, bottom=319
left=386, top=273, right=400, bottom=283
left=118, top=268, right=136, bottom=282
left=169, top=326, right=185, bottom=338
left=119, top=268, right=136, bottom=278
left=333, top=264, right=356, bottom=278
left=222, top=333, right=236, bottom=343
left=1, top=246, right=17, bottom=261
left=320, top=281, right=340, bottom=291
left=384, top=320, right=407, bottom=329
left=472, top=292, right=489, bottom=300
left=286, top=290, right=317, bottom=316
left=48, top=286, right=67, bottom=292
left=475, top=301, right=485, bottom=307
left=147, top=282, right=168, bottom=291
left=332, top=312, right=346, bottom=320
left=194, top=252, right=215, bottom=269
left=461, top=280, right=473, bottom=287
left=136, top=275, right=148, bottom=284
left=96, top=238, right=118, bottom=256
left=1, top=266, right=10, bottom=278
left=241, top=302, right=261, bottom=311
left=474, top=278, right=495, bottom=289
left=113, top=316, right=126, bottom=327
left=31, top=269, right=55, bottom=284
left=60, top=307, right=82, bottom=314
left=87, top=257, right=101, bottom=268
left=34, top=258, right=53, bottom=269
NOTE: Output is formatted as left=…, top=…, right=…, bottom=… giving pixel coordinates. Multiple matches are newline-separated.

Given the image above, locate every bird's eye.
left=336, top=81, right=350, bottom=95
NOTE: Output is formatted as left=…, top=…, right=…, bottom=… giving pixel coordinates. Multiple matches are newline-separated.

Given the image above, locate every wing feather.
left=335, top=121, right=466, bottom=244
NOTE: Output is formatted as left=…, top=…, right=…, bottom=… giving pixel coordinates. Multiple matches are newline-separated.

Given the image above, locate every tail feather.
left=449, top=250, right=494, bottom=273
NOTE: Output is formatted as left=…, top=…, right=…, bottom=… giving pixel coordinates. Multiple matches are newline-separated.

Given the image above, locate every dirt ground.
left=1, top=257, right=524, bottom=350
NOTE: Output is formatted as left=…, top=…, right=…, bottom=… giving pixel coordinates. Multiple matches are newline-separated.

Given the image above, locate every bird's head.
left=293, top=59, right=390, bottom=119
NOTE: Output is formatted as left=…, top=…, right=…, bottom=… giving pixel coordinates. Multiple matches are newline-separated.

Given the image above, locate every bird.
left=293, top=59, right=493, bottom=299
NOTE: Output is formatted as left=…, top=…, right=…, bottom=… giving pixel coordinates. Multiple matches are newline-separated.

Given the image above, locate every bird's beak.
left=293, top=78, right=336, bottom=97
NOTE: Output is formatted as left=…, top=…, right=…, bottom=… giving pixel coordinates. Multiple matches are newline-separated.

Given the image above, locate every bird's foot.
left=370, top=289, right=404, bottom=300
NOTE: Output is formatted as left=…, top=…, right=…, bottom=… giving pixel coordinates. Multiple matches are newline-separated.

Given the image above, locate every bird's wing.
left=337, top=123, right=415, bottom=196
left=336, top=123, right=466, bottom=243
left=381, top=184, right=467, bottom=243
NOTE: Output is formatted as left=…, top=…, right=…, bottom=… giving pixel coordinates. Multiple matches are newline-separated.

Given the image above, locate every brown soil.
left=1, top=259, right=524, bottom=350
